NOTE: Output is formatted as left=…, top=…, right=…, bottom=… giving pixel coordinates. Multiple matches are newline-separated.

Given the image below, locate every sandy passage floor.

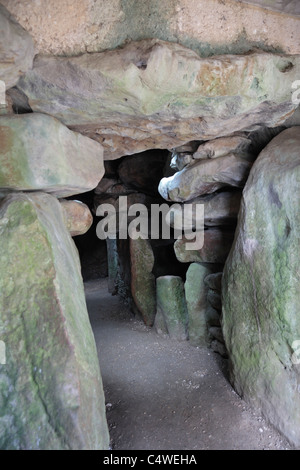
left=86, top=278, right=291, bottom=451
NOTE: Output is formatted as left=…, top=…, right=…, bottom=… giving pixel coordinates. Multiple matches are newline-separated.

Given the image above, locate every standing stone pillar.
left=0, top=193, right=109, bottom=450
left=130, top=237, right=156, bottom=326
left=155, top=276, right=188, bottom=341
left=185, top=263, right=214, bottom=346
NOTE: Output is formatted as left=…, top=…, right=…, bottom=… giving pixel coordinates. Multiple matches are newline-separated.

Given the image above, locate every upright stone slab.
left=0, top=192, right=109, bottom=450
left=130, top=237, right=156, bottom=326
left=222, top=127, right=300, bottom=447
left=185, top=263, right=213, bottom=346
left=156, top=276, right=188, bottom=341
left=0, top=113, right=104, bottom=197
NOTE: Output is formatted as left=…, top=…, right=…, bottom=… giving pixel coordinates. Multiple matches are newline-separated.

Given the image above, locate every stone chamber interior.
left=0, top=0, right=300, bottom=451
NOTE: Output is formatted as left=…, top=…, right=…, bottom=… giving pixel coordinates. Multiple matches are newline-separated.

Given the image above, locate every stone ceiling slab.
left=16, top=40, right=300, bottom=159
left=236, top=1, right=300, bottom=16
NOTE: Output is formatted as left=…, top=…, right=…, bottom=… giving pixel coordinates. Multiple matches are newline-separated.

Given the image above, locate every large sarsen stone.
left=222, top=127, right=300, bottom=447
left=0, top=192, right=109, bottom=450
left=0, top=113, right=104, bottom=197
left=16, top=40, right=300, bottom=159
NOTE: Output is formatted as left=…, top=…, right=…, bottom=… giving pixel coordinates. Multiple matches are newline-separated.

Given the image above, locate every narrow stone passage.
left=86, top=279, right=291, bottom=451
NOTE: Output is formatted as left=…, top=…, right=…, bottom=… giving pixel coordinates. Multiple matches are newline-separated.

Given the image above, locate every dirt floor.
left=85, top=278, right=292, bottom=451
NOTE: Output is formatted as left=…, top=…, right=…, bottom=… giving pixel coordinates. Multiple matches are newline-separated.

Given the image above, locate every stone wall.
left=1, top=0, right=300, bottom=56
left=1, top=2, right=300, bottom=449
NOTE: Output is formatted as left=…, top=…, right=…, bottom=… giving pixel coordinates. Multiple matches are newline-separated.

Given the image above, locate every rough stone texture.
left=16, top=40, right=300, bottom=159
left=0, top=4, right=35, bottom=89
left=60, top=199, right=93, bottom=236
left=155, top=276, right=188, bottom=341
left=193, top=136, right=252, bottom=160
left=2, top=0, right=299, bottom=57
left=0, top=192, right=109, bottom=450
left=239, top=0, right=300, bottom=16
left=171, top=134, right=255, bottom=171
left=171, top=152, right=194, bottom=171
left=185, top=263, right=213, bottom=346
left=204, top=272, right=223, bottom=292
left=168, top=191, right=242, bottom=229
left=154, top=308, right=169, bottom=337
left=159, top=155, right=251, bottom=202
left=0, top=113, right=104, bottom=197
left=130, top=237, right=156, bottom=326
left=222, top=127, right=300, bottom=447
left=174, top=229, right=235, bottom=264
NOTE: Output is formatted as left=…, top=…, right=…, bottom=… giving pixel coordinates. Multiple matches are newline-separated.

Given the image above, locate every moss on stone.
left=0, top=192, right=109, bottom=450
left=222, top=128, right=300, bottom=447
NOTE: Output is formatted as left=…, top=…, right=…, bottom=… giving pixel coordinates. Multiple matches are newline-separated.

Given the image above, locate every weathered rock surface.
left=193, top=135, right=252, bottom=160
left=173, top=141, right=201, bottom=154
left=0, top=192, right=109, bottom=450
left=171, top=134, right=255, bottom=171
left=170, top=152, right=194, bottom=171
left=60, top=199, right=93, bottom=236
left=16, top=40, right=300, bottom=159
left=168, top=190, right=242, bottom=229
left=240, top=0, right=300, bottom=16
left=0, top=113, right=104, bottom=197
left=185, top=263, right=213, bottom=346
left=155, top=276, right=188, bottom=340
left=204, top=272, right=223, bottom=292
left=159, top=154, right=251, bottom=202
left=130, top=237, right=156, bottom=326
left=0, top=5, right=35, bottom=89
left=2, top=0, right=300, bottom=58
left=174, top=229, right=234, bottom=264
left=222, top=127, right=300, bottom=447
